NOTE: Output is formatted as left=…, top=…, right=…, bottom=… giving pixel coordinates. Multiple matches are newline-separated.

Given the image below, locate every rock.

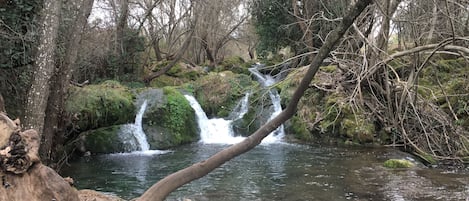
left=66, top=80, right=136, bottom=133
left=383, top=159, right=414, bottom=168
left=193, top=71, right=254, bottom=117
left=77, top=125, right=132, bottom=154
left=141, top=87, right=199, bottom=149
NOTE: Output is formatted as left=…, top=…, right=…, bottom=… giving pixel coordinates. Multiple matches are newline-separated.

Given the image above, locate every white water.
left=184, top=95, right=245, bottom=144
left=119, top=100, right=151, bottom=152
left=229, top=92, right=250, bottom=121
left=185, top=86, right=284, bottom=145
left=248, top=67, right=285, bottom=142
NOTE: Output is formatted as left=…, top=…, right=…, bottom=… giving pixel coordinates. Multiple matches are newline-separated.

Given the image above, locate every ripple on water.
left=60, top=144, right=469, bottom=201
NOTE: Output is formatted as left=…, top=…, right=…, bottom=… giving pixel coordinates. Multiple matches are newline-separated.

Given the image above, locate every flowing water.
left=60, top=69, right=469, bottom=200
left=248, top=67, right=285, bottom=142
left=61, top=144, right=469, bottom=200
left=119, top=100, right=150, bottom=151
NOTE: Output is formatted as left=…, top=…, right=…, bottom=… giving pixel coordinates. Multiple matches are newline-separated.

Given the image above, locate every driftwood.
left=0, top=113, right=120, bottom=201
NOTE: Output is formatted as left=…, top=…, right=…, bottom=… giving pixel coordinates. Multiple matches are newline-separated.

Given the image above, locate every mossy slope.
left=66, top=80, right=135, bottom=132
left=277, top=66, right=376, bottom=144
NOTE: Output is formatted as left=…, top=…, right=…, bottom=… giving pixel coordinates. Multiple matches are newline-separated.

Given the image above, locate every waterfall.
left=229, top=92, right=250, bottom=121
left=248, top=67, right=285, bottom=143
left=119, top=100, right=150, bottom=151
left=184, top=95, right=245, bottom=144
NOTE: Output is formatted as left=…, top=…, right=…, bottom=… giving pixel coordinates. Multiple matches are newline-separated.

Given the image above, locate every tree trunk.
left=23, top=0, right=62, bottom=135
left=148, top=17, right=163, bottom=61
left=41, top=0, right=94, bottom=163
left=137, top=0, right=372, bottom=200
left=144, top=29, right=195, bottom=83
left=115, top=0, right=129, bottom=77
left=291, top=0, right=316, bottom=61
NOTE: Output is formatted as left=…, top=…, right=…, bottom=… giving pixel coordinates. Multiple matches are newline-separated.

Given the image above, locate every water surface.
left=61, top=143, right=469, bottom=200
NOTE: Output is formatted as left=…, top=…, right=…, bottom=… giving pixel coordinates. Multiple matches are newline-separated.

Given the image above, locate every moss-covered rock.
left=148, top=61, right=205, bottom=88
left=193, top=71, right=255, bottom=118
left=231, top=88, right=273, bottom=136
left=383, top=159, right=414, bottom=168
left=141, top=87, right=198, bottom=149
left=277, top=66, right=377, bottom=144
left=79, top=125, right=129, bottom=154
left=66, top=80, right=135, bottom=132
left=215, top=56, right=254, bottom=75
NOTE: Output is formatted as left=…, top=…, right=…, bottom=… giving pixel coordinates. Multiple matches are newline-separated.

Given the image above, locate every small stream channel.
left=61, top=143, right=469, bottom=200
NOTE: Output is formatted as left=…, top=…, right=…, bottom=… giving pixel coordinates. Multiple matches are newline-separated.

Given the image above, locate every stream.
left=61, top=66, right=469, bottom=200
left=61, top=143, right=469, bottom=201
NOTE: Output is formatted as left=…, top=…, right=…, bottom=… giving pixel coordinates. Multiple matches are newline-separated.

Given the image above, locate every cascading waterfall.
left=229, top=92, right=250, bottom=121
left=186, top=64, right=286, bottom=145
left=248, top=66, right=285, bottom=143
left=184, top=95, right=245, bottom=144
left=119, top=100, right=150, bottom=151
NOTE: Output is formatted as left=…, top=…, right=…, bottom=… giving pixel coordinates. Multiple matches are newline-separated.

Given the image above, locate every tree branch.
left=136, top=0, right=373, bottom=200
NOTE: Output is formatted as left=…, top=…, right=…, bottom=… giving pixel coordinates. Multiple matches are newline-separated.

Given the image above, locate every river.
left=60, top=142, right=469, bottom=201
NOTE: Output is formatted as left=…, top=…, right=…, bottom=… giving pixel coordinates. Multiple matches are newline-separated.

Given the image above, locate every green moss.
left=149, top=74, right=185, bottom=88
left=148, top=61, right=204, bottom=88
left=82, top=125, right=126, bottom=154
left=415, top=152, right=437, bottom=165
left=143, top=87, right=198, bottom=149
left=290, top=116, right=311, bottom=141
left=383, top=159, right=414, bottom=168
left=162, top=86, right=197, bottom=144
left=217, top=56, right=250, bottom=74
left=320, top=65, right=337, bottom=73
left=66, top=80, right=135, bottom=132
left=194, top=71, right=255, bottom=117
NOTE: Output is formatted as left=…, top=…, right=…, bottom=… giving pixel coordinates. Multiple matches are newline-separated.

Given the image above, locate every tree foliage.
left=251, top=0, right=301, bottom=56
left=0, top=0, right=41, bottom=68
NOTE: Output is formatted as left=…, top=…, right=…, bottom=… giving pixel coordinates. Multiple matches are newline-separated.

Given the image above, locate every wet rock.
left=141, top=87, right=199, bottom=149
left=77, top=125, right=131, bottom=154
left=383, top=159, right=414, bottom=168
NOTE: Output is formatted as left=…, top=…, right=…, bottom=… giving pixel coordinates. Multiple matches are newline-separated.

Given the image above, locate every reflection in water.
left=61, top=144, right=469, bottom=201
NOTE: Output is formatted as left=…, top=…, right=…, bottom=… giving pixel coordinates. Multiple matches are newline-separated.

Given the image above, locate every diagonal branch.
left=136, top=0, right=373, bottom=200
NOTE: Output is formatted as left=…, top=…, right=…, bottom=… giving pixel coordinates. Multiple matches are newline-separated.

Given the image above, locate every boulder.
left=193, top=71, right=255, bottom=118
left=66, top=80, right=135, bottom=132
left=77, top=125, right=134, bottom=154
left=141, top=87, right=199, bottom=149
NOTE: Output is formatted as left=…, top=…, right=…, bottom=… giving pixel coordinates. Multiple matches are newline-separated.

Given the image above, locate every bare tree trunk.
left=42, top=0, right=94, bottom=163
left=115, top=0, right=129, bottom=77
left=137, top=0, right=372, bottom=200
left=148, top=17, right=163, bottom=61
left=144, top=29, right=195, bottom=83
left=427, top=0, right=438, bottom=43
left=23, top=0, right=62, bottom=135
left=291, top=0, right=316, bottom=60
